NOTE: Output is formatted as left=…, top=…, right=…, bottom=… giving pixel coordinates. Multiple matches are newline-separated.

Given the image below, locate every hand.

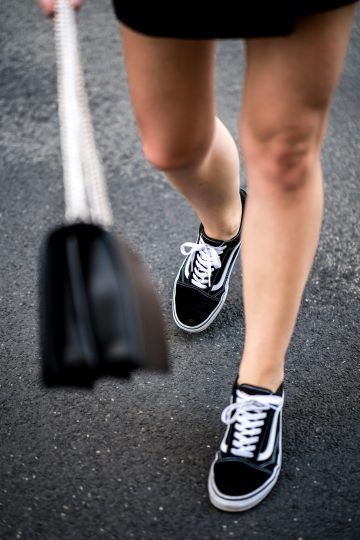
left=38, top=0, right=83, bottom=17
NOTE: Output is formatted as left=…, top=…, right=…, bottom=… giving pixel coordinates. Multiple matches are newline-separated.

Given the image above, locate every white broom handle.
left=55, top=0, right=113, bottom=226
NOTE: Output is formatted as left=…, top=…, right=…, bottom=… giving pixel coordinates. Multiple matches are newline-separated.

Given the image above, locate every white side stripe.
left=257, top=407, right=281, bottom=462
left=211, top=244, right=240, bottom=292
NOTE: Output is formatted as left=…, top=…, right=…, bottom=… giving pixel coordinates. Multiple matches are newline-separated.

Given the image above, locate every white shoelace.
left=180, top=238, right=225, bottom=289
left=221, top=391, right=283, bottom=458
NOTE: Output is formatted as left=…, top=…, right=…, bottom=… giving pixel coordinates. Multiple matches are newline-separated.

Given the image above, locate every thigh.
left=120, top=25, right=216, bottom=158
left=240, top=4, right=357, bottom=148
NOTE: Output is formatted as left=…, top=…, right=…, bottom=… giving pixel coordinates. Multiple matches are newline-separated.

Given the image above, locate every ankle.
left=203, top=222, right=240, bottom=241
left=203, top=199, right=243, bottom=241
left=237, top=363, right=284, bottom=393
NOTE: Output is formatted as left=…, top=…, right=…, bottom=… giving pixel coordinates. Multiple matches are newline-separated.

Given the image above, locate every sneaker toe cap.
left=213, top=459, right=271, bottom=497
left=174, top=284, right=219, bottom=327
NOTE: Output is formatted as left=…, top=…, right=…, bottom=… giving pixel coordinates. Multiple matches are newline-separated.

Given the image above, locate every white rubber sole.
left=207, top=450, right=282, bottom=512
left=172, top=247, right=240, bottom=333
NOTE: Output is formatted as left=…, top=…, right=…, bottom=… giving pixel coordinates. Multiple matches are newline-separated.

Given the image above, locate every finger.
left=38, top=0, right=55, bottom=17
left=71, top=0, right=83, bottom=10
left=39, top=0, right=83, bottom=17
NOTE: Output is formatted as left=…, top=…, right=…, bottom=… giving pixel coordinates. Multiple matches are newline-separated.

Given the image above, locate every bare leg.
left=238, top=6, right=356, bottom=391
left=120, top=28, right=242, bottom=240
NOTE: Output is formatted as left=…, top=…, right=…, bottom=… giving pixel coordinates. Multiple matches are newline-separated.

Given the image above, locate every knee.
left=142, top=130, right=214, bottom=172
left=241, top=120, right=323, bottom=192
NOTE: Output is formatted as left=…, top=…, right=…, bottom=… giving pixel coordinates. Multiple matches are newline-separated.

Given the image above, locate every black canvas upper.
left=212, top=381, right=284, bottom=499
left=173, top=189, right=246, bottom=331
left=174, top=227, right=240, bottom=325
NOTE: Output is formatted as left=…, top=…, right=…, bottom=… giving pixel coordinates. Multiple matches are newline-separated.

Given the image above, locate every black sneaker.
left=172, top=188, right=246, bottom=333
left=208, top=381, right=284, bottom=512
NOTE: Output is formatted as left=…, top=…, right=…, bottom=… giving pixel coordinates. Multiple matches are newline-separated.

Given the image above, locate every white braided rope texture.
left=55, top=0, right=113, bottom=226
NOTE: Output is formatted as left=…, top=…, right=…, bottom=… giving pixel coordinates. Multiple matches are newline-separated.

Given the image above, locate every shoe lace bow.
left=180, top=237, right=225, bottom=289
left=221, top=391, right=282, bottom=458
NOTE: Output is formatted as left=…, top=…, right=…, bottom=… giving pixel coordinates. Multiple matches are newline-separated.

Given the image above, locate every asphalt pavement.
left=1, top=2, right=359, bottom=539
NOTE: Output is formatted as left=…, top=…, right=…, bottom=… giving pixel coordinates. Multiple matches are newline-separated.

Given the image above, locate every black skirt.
left=112, top=1, right=357, bottom=39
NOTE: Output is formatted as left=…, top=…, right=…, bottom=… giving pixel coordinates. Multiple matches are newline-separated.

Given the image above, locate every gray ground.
left=1, top=2, right=359, bottom=539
